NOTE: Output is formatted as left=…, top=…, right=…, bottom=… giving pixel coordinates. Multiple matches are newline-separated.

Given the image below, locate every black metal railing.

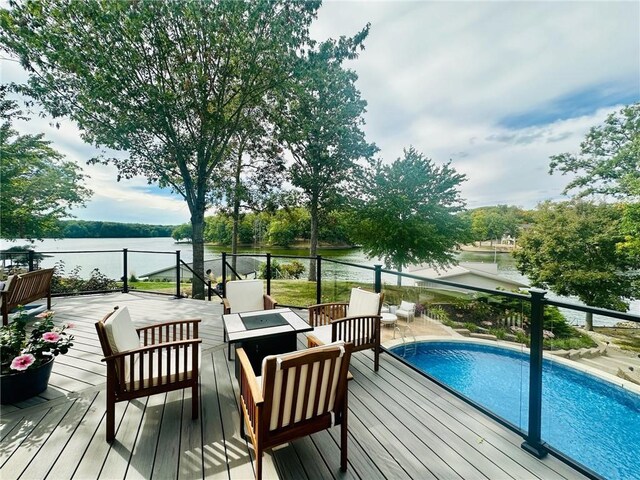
left=219, top=251, right=639, bottom=479
left=2, top=246, right=638, bottom=478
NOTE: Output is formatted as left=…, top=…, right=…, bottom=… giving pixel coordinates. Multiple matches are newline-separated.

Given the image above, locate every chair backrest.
left=347, top=288, right=382, bottom=317
left=399, top=300, right=415, bottom=312
left=96, top=306, right=140, bottom=357
left=226, top=279, right=265, bottom=313
left=261, top=341, right=352, bottom=432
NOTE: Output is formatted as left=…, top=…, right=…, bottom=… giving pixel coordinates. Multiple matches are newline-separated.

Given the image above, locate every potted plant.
left=0, top=309, right=74, bottom=404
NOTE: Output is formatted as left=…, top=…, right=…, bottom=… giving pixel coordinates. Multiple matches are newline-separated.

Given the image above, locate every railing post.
left=122, top=248, right=129, bottom=293
left=28, top=250, right=34, bottom=271
left=374, top=264, right=382, bottom=293
left=221, top=252, right=227, bottom=298
left=522, top=288, right=548, bottom=458
left=316, top=255, right=322, bottom=305
left=207, top=280, right=212, bottom=301
left=175, top=250, right=181, bottom=298
left=266, top=253, right=272, bottom=295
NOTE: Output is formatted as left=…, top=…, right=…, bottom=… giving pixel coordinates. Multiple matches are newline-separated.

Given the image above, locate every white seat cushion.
left=226, top=280, right=264, bottom=313
left=311, top=324, right=333, bottom=345
left=347, top=288, right=380, bottom=317
left=103, top=306, right=140, bottom=353
left=396, top=301, right=416, bottom=319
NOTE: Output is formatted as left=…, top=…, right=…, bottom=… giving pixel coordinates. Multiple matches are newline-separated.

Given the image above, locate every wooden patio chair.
left=307, top=288, right=383, bottom=371
left=237, top=341, right=354, bottom=480
left=95, top=306, right=202, bottom=442
left=223, top=279, right=277, bottom=359
left=222, top=279, right=277, bottom=315
left=1, top=268, right=54, bottom=325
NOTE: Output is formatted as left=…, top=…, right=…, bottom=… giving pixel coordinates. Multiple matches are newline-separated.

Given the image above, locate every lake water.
left=2, top=237, right=637, bottom=326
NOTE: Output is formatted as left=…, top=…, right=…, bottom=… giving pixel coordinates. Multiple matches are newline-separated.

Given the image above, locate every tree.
left=0, top=89, right=91, bottom=240
left=1, top=0, right=320, bottom=298
left=466, top=205, right=526, bottom=245
left=171, top=223, right=192, bottom=243
left=513, top=201, right=640, bottom=330
left=348, top=147, right=468, bottom=285
left=276, top=31, right=377, bottom=280
left=549, top=103, right=639, bottom=199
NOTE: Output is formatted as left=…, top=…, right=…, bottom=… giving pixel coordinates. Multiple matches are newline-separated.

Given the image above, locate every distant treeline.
left=59, top=220, right=176, bottom=238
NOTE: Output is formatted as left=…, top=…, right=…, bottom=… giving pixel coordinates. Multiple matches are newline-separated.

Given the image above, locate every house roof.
left=407, top=262, right=529, bottom=288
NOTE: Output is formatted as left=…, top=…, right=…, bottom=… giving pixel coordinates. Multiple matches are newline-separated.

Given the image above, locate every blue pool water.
left=390, top=341, right=640, bottom=480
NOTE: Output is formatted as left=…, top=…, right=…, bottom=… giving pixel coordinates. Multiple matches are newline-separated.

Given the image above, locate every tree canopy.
left=348, top=147, right=468, bottom=281
left=276, top=31, right=377, bottom=279
left=0, top=0, right=321, bottom=297
left=0, top=89, right=91, bottom=240
left=549, top=103, right=639, bottom=199
left=513, top=200, right=640, bottom=329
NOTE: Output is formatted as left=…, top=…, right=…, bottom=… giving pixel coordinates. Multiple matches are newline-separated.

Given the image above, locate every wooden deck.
left=0, top=292, right=586, bottom=479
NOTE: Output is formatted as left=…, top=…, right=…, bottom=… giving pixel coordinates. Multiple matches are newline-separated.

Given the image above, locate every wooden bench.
left=1, top=268, right=55, bottom=325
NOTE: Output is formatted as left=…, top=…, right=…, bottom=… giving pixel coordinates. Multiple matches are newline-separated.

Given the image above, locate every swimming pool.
left=390, top=341, right=640, bottom=480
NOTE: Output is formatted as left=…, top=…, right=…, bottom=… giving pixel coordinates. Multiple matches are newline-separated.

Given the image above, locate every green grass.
left=543, top=334, right=597, bottom=350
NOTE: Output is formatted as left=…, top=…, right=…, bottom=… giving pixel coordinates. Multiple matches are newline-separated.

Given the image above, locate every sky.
left=2, top=1, right=639, bottom=225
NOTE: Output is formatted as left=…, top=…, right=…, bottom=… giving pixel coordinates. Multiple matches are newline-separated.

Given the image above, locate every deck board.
left=0, top=293, right=588, bottom=480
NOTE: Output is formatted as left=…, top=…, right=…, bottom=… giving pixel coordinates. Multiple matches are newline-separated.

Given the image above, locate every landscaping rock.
left=454, top=328, right=471, bottom=336
left=470, top=333, right=497, bottom=341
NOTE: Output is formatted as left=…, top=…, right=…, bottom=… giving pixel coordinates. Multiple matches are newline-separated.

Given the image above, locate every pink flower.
left=10, top=354, right=35, bottom=371
left=64, top=322, right=75, bottom=329
left=36, top=310, right=55, bottom=319
left=42, top=332, right=61, bottom=343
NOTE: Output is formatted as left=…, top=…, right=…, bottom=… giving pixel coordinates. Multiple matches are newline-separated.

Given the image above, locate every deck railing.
left=2, top=247, right=638, bottom=478
left=220, top=252, right=639, bottom=480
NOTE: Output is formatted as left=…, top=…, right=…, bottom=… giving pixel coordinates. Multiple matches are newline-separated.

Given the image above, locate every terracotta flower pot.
left=0, top=357, right=55, bottom=404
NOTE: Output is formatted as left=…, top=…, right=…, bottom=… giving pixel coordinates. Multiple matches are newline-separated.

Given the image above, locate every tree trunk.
left=308, top=197, right=319, bottom=282
left=191, top=207, right=206, bottom=300
left=585, top=311, right=593, bottom=331
left=396, top=263, right=402, bottom=287
left=231, top=153, right=242, bottom=280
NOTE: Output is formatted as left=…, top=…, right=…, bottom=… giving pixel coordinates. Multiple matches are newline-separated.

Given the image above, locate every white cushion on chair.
left=311, top=324, right=333, bottom=345
left=347, top=288, right=380, bottom=317
left=226, top=280, right=264, bottom=313
left=261, top=341, right=346, bottom=431
left=396, top=301, right=415, bottom=319
left=103, top=306, right=140, bottom=353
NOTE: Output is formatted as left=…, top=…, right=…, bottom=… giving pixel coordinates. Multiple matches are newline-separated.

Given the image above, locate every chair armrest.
left=223, top=298, right=231, bottom=315
left=236, top=348, right=263, bottom=405
left=308, top=302, right=349, bottom=327
left=263, top=294, right=278, bottom=310
left=101, top=338, right=202, bottom=362
left=306, top=333, right=324, bottom=348
left=136, top=319, right=201, bottom=345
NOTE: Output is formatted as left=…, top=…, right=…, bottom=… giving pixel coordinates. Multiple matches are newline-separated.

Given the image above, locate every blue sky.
left=3, top=0, right=639, bottom=225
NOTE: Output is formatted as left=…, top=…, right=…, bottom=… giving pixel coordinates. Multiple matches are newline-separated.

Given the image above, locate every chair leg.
left=255, top=447, right=263, bottom=480
left=192, top=383, right=199, bottom=420
left=340, top=399, right=348, bottom=472
left=106, top=397, right=115, bottom=442
left=374, top=345, right=379, bottom=372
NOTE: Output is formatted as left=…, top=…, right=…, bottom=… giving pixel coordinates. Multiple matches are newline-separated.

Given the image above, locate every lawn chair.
left=95, top=306, right=201, bottom=442
left=223, top=279, right=278, bottom=359
left=307, top=288, right=383, bottom=371
left=237, top=341, right=353, bottom=480
left=396, top=300, right=416, bottom=323
left=222, top=279, right=277, bottom=314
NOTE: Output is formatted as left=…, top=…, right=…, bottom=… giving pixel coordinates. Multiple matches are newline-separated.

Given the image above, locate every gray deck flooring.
left=0, top=292, right=586, bottom=479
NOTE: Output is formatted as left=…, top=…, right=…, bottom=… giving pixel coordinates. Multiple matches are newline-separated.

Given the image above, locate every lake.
left=2, top=237, right=637, bottom=326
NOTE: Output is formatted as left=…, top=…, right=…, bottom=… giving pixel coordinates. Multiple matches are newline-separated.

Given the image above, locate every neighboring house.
left=407, top=262, right=528, bottom=293
left=142, top=257, right=264, bottom=282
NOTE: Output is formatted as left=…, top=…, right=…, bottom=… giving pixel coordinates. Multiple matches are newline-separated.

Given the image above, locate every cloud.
left=2, top=0, right=638, bottom=224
